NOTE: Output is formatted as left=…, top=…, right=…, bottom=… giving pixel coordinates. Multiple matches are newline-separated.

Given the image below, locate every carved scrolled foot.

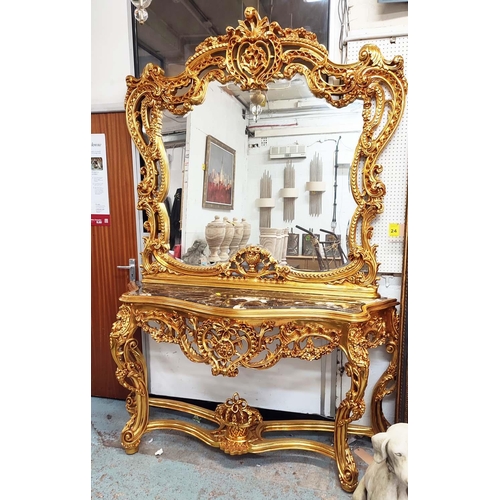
left=110, top=305, right=149, bottom=454
left=334, top=407, right=359, bottom=492
left=337, top=451, right=358, bottom=493
left=122, top=424, right=144, bottom=455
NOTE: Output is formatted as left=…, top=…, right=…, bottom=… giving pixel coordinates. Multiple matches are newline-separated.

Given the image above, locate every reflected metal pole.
left=331, top=136, right=341, bottom=233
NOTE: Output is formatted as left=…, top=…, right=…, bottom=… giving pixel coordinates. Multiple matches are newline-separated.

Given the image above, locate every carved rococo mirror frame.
left=125, top=7, right=407, bottom=299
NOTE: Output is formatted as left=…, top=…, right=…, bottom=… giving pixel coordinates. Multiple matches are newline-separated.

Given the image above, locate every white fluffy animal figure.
left=352, top=422, right=408, bottom=500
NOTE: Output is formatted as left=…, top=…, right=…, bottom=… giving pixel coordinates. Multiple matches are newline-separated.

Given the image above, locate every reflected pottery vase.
left=229, top=218, right=244, bottom=256
left=205, top=215, right=226, bottom=263
left=240, top=218, right=252, bottom=249
left=219, top=217, right=235, bottom=262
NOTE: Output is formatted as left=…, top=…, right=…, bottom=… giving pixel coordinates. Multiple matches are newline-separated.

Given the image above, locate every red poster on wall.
left=91, top=133, right=111, bottom=226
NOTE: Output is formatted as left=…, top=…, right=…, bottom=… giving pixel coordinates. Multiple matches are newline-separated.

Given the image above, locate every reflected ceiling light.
left=249, top=90, right=267, bottom=122
left=131, top=0, right=152, bottom=24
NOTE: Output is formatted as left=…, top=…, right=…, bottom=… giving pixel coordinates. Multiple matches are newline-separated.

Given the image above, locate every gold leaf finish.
left=128, top=302, right=341, bottom=377
left=213, top=393, right=263, bottom=454
left=111, top=285, right=400, bottom=491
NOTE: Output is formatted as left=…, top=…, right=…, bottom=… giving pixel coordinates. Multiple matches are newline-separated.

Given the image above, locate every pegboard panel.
left=347, top=37, right=408, bottom=274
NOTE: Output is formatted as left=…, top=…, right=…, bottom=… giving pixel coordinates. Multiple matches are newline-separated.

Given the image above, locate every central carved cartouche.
left=213, top=393, right=263, bottom=455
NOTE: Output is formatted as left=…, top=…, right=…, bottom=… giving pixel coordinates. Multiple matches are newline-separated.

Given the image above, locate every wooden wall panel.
left=91, top=112, right=139, bottom=399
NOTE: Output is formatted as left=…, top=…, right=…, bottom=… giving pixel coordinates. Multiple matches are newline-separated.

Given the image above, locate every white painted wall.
left=179, top=92, right=363, bottom=259
left=149, top=345, right=337, bottom=416
left=348, top=0, right=408, bottom=34
left=168, top=72, right=369, bottom=256
left=244, top=106, right=362, bottom=258
left=182, top=82, right=249, bottom=251
left=91, top=0, right=135, bottom=112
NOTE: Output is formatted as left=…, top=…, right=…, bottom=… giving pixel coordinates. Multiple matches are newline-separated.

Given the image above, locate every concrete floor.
left=91, top=396, right=374, bottom=499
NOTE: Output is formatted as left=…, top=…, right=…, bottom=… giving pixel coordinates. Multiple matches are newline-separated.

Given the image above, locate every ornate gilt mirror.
left=125, top=7, right=407, bottom=299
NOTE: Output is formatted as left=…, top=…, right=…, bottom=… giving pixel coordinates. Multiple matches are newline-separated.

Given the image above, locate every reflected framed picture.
left=202, top=135, right=235, bottom=210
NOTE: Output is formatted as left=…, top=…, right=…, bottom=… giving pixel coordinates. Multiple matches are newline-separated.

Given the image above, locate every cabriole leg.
left=370, top=309, right=400, bottom=434
left=334, top=328, right=370, bottom=492
left=110, top=304, right=149, bottom=454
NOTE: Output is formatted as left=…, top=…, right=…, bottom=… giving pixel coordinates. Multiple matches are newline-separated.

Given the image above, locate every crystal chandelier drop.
left=249, top=90, right=267, bottom=122
left=131, top=0, right=152, bottom=24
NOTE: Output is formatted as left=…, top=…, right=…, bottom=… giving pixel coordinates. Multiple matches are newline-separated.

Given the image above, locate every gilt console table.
left=110, top=270, right=399, bottom=493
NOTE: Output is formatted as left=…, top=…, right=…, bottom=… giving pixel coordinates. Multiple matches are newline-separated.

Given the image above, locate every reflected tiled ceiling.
left=136, top=0, right=330, bottom=71
left=135, top=1, right=332, bottom=132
